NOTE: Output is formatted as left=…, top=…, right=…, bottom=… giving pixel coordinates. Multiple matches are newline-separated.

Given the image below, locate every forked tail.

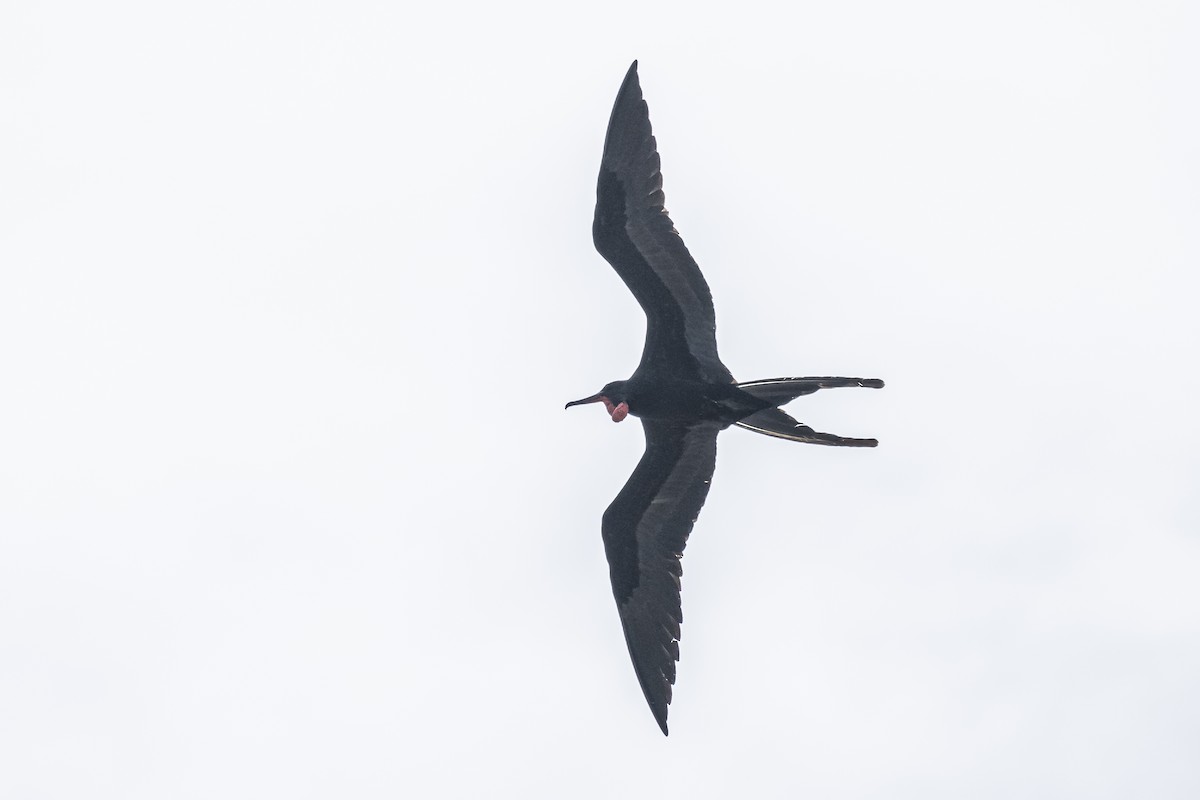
left=734, top=376, right=883, bottom=447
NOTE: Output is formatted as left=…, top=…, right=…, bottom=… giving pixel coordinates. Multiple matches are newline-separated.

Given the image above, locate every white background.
left=3, top=2, right=1198, bottom=797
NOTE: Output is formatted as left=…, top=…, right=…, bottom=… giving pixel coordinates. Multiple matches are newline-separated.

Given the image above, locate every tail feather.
left=735, top=407, right=878, bottom=447
left=736, top=376, right=884, bottom=406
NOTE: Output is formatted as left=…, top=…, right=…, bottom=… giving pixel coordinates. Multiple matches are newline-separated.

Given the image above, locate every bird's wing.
left=592, top=61, right=734, bottom=385
left=601, top=419, right=722, bottom=735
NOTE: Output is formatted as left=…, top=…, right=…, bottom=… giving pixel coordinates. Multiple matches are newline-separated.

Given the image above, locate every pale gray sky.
left=3, top=2, right=1199, bottom=798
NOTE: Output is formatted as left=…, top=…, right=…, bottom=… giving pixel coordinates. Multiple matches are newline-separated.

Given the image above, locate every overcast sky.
left=3, top=2, right=1199, bottom=798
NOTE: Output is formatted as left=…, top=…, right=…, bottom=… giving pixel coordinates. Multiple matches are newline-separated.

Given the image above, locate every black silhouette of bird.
left=566, top=61, right=883, bottom=735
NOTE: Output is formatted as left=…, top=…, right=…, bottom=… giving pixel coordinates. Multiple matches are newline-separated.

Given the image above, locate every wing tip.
left=619, top=60, right=642, bottom=97
left=644, top=689, right=670, bottom=736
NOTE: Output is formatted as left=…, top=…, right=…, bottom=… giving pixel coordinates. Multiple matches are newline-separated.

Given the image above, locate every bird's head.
left=565, top=380, right=630, bottom=422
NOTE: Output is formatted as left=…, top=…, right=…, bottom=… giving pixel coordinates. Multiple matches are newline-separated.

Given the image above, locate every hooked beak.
left=564, top=393, right=606, bottom=410
left=565, top=394, right=628, bottom=423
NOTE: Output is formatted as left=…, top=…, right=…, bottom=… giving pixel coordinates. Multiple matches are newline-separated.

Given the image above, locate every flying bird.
left=566, top=61, right=884, bottom=735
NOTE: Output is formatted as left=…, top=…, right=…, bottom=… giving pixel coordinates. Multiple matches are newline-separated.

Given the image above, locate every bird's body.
left=567, top=61, right=883, bottom=735
left=592, top=377, right=767, bottom=423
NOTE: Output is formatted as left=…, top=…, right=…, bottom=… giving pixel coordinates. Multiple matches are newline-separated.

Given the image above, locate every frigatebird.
left=566, top=61, right=883, bottom=735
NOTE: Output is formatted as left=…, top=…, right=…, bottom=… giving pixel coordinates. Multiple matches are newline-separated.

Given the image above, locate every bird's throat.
left=604, top=399, right=630, bottom=422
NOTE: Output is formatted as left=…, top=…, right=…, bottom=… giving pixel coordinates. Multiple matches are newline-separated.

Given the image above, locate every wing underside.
left=601, top=419, right=721, bottom=735
left=592, top=61, right=733, bottom=385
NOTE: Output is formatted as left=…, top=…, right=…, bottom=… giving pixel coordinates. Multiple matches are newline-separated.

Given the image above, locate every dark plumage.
left=566, top=61, right=883, bottom=735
